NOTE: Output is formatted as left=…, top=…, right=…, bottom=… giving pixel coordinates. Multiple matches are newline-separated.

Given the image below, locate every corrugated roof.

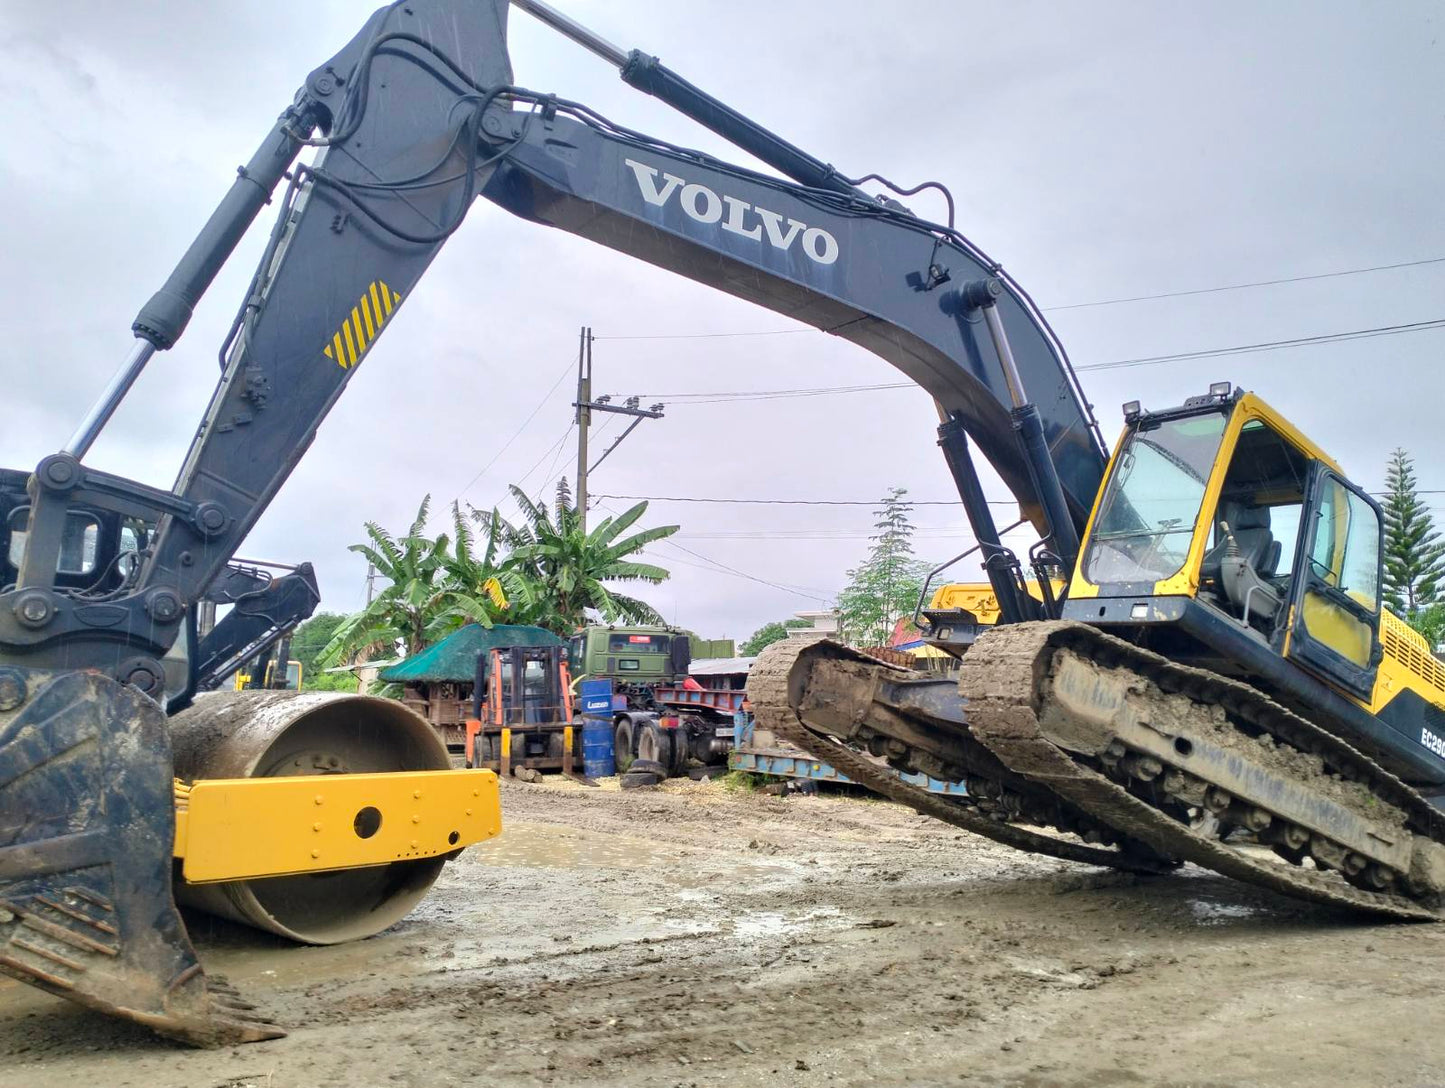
left=688, top=656, right=756, bottom=676
left=379, top=624, right=562, bottom=683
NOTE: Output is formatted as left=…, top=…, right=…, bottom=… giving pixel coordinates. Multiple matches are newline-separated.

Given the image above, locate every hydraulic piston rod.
left=510, top=0, right=628, bottom=67
left=510, top=0, right=866, bottom=200
left=63, top=340, right=157, bottom=458
left=963, top=278, right=1082, bottom=577
left=63, top=107, right=315, bottom=460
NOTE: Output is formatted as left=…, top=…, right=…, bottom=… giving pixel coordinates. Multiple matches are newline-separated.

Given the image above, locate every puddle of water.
left=187, top=825, right=852, bottom=988
left=732, top=906, right=847, bottom=939
left=471, top=821, right=680, bottom=869
left=1188, top=899, right=1260, bottom=925
left=198, top=923, right=417, bottom=984
left=674, top=888, right=723, bottom=905
left=470, top=822, right=810, bottom=891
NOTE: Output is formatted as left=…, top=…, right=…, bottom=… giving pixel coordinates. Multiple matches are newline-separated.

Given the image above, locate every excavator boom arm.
left=2, top=0, right=1104, bottom=692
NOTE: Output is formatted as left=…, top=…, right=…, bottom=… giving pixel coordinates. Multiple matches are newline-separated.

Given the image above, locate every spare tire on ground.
left=619, top=770, right=662, bottom=790
left=627, top=758, right=666, bottom=777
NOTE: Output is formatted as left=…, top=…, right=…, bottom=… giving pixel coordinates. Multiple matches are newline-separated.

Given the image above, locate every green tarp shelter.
left=379, top=624, right=562, bottom=684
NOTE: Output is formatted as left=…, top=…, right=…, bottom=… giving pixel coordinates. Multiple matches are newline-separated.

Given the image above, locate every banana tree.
left=478, top=481, right=678, bottom=634
left=320, top=496, right=512, bottom=666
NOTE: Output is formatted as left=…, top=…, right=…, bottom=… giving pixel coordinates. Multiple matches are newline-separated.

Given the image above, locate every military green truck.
left=567, top=625, right=735, bottom=776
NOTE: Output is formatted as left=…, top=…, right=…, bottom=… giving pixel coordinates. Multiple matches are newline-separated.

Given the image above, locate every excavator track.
left=753, top=627, right=1445, bottom=919
left=748, top=640, right=1177, bottom=875
left=962, top=622, right=1445, bottom=920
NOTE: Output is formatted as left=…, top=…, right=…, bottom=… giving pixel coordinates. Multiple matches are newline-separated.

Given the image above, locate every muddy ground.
left=3, top=776, right=1443, bottom=1088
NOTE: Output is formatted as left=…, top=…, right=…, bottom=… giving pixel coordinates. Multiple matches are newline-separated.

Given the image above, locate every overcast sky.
left=2, top=2, right=1442, bottom=644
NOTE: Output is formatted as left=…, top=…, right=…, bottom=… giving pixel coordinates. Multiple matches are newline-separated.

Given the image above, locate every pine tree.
left=836, top=487, right=931, bottom=646
left=1382, top=448, right=1445, bottom=618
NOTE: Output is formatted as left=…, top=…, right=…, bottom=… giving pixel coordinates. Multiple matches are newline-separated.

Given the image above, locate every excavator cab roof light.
left=1208, top=381, right=1232, bottom=397
left=1122, top=400, right=1142, bottom=422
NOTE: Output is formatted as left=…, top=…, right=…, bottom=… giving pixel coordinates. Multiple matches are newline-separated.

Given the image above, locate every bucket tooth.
left=0, top=668, right=283, bottom=1047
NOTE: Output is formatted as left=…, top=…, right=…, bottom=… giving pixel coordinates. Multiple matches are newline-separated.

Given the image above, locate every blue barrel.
left=579, top=679, right=616, bottom=778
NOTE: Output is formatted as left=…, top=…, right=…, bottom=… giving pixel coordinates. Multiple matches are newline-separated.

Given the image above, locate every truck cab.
left=568, top=625, right=693, bottom=693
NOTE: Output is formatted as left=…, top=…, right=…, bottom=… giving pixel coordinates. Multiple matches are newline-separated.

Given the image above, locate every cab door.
left=1284, top=466, right=1384, bottom=699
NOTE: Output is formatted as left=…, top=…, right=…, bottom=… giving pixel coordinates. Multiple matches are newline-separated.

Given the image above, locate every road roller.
left=0, top=452, right=503, bottom=1044
left=168, top=691, right=499, bottom=948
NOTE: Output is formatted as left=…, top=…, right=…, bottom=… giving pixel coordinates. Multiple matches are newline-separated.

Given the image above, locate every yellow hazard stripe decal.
left=322, top=280, right=403, bottom=369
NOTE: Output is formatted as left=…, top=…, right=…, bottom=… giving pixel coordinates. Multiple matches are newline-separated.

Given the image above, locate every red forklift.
left=463, top=644, right=580, bottom=778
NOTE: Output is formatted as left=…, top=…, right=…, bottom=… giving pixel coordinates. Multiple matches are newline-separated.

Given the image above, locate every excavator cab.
left=1061, top=385, right=1445, bottom=792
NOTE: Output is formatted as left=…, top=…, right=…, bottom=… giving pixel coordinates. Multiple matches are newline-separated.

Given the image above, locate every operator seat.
left=1202, top=501, right=1279, bottom=581
left=1202, top=501, right=1283, bottom=627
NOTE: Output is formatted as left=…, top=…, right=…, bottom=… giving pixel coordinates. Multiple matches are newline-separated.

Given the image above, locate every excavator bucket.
left=0, top=667, right=280, bottom=1046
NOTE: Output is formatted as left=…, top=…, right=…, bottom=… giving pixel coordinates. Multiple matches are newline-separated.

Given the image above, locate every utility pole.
left=573, top=325, right=665, bottom=534
left=365, top=561, right=377, bottom=606
left=575, top=326, right=592, bottom=532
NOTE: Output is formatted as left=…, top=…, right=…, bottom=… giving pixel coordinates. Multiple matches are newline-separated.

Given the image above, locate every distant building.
left=787, top=609, right=840, bottom=642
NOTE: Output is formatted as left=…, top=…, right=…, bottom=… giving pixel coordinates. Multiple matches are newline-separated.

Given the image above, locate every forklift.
left=463, top=644, right=580, bottom=777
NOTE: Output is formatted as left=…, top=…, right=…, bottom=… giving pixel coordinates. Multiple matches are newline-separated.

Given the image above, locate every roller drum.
left=167, top=691, right=451, bottom=944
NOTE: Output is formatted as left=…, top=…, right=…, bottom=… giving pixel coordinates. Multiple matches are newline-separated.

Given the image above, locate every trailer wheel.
left=636, top=720, right=675, bottom=774
left=614, top=717, right=637, bottom=774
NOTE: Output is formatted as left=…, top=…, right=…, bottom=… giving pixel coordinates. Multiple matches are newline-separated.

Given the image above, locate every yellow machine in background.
left=233, top=658, right=303, bottom=691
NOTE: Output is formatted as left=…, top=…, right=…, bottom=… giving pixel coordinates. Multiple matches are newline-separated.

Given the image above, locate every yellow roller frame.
left=173, top=769, right=502, bottom=884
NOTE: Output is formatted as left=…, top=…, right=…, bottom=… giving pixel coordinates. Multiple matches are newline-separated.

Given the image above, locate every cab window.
left=607, top=633, right=668, bottom=654
left=1084, top=412, right=1227, bottom=585
left=1306, top=480, right=1380, bottom=606
left=1295, top=475, right=1381, bottom=676
left=6, top=507, right=100, bottom=576
left=1198, top=418, right=1311, bottom=620
left=1288, top=468, right=1387, bottom=681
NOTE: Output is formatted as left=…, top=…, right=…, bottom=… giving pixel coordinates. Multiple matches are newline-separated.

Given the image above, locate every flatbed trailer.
left=653, top=685, right=748, bottom=715
left=729, top=716, right=969, bottom=797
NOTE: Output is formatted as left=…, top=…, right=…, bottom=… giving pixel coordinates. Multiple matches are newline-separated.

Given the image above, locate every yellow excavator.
left=760, top=387, right=1445, bottom=916
left=3, top=0, right=1443, bottom=1051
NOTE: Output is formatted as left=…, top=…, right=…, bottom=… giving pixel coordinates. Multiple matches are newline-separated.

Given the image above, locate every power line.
left=609, top=489, right=1445, bottom=512
left=659, top=551, right=836, bottom=599
left=590, top=256, right=1445, bottom=342
left=660, top=539, right=834, bottom=603
left=539, top=420, right=576, bottom=491
left=593, top=500, right=836, bottom=602
left=622, top=381, right=912, bottom=404
left=1076, top=317, right=1445, bottom=372
left=453, top=358, right=574, bottom=500
left=1047, top=256, right=1445, bottom=312
left=493, top=421, right=575, bottom=524
left=604, top=316, right=1445, bottom=404
left=595, top=328, right=812, bottom=342
left=598, top=492, right=1016, bottom=507
left=676, top=525, right=995, bottom=540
